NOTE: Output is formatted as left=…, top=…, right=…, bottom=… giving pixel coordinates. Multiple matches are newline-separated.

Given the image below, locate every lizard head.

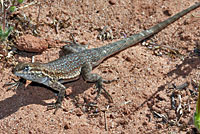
left=12, top=62, right=49, bottom=84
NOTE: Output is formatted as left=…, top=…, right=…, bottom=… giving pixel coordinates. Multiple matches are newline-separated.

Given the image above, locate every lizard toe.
left=47, top=102, right=61, bottom=114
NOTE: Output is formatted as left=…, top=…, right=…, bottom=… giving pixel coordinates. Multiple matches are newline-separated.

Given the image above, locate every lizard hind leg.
left=81, top=63, right=114, bottom=102
left=61, top=34, right=88, bottom=54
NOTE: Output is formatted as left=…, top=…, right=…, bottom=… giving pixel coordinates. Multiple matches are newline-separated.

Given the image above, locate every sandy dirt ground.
left=0, top=0, right=200, bottom=133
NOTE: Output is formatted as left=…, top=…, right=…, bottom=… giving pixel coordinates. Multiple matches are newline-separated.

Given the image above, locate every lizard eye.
left=23, top=66, right=30, bottom=72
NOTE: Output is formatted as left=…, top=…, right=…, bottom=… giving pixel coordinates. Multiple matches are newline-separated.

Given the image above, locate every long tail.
left=98, top=2, right=200, bottom=58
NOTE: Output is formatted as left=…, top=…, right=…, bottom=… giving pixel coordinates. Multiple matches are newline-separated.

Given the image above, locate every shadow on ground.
left=134, top=55, right=200, bottom=112
left=0, top=78, right=92, bottom=119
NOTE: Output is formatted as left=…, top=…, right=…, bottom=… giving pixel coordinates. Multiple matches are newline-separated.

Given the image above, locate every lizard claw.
left=47, top=102, right=62, bottom=114
left=4, top=78, right=26, bottom=91
left=102, top=78, right=119, bottom=84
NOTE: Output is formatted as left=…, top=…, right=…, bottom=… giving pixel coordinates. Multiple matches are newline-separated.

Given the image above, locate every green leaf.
left=0, top=26, right=2, bottom=34
left=194, top=83, right=200, bottom=132
left=194, top=112, right=200, bottom=132
left=4, top=27, right=13, bottom=37
left=17, top=0, right=24, bottom=4
left=0, top=27, right=13, bottom=41
left=10, top=6, right=16, bottom=12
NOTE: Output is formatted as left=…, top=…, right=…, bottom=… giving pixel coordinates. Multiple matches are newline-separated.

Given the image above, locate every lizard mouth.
left=13, top=70, right=49, bottom=85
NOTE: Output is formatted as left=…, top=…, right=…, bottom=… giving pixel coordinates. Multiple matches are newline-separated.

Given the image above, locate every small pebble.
left=109, top=0, right=116, bottom=5
left=15, top=34, right=48, bottom=52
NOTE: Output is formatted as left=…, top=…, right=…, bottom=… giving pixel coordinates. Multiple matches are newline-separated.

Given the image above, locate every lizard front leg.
left=81, top=62, right=114, bottom=102
left=46, top=80, right=66, bottom=114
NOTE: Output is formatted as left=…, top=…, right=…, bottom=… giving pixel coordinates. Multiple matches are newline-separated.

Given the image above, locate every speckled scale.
left=43, top=49, right=100, bottom=79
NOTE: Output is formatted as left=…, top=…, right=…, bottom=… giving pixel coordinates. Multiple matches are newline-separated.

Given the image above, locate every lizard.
left=7, top=3, right=200, bottom=113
